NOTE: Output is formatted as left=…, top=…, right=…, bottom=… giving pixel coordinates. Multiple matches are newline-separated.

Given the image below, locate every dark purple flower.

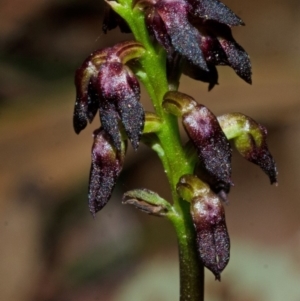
left=191, top=193, right=230, bottom=280
left=137, top=0, right=251, bottom=87
left=88, top=128, right=126, bottom=216
left=182, top=103, right=233, bottom=190
left=184, top=20, right=252, bottom=85
left=145, top=0, right=209, bottom=71
left=96, top=62, right=145, bottom=150
left=73, top=41, right=145, bottom=150
left=163, top=91, right=233, bottom=194
left=177, top=174, right=230, bottom=280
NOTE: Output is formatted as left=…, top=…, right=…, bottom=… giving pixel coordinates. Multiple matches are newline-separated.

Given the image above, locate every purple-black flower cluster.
left=164, top=91, right=277, bottom=278
left=73, top=0, right=276, bottom=280
left=134, top=0, right=252, bottom=89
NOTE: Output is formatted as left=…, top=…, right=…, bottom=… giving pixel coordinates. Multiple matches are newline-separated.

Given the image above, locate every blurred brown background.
left=0, top=0, right=299, bottom=300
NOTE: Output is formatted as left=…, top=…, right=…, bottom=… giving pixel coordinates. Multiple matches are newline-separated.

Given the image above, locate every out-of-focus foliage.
left=0, top=0, right=300, bottom=300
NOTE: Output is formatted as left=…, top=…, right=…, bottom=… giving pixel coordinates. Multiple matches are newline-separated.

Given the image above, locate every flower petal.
left=156, top=0, right=208, bottom=71
left=73, top=49, right=109, bottom=134
left=190, top=0, right=244, bottom=26
left=88, top=129, right=126, bottom=216
left=191, top=193, right=230, bottom=280
left=99, top=101, right=122, bottom=151
left=97, top=62, right=144, bottom=150
left=218, top=37, right=252, bottom=84
left=145, top=7, right=173, bottom=53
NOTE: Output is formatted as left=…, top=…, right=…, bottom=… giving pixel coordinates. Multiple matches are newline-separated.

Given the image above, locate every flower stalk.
left=72, top=0, right=277, bottom=300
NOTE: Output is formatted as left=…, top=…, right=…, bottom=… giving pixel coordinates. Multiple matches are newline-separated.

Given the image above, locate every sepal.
left=73, top=49, right=108, bottom=134
left=177, top=175, right=230, bottom=280
left=88, top=128, right=126, bottom=216
left=97, top=62, right=145, bottom=150
left=190, top=0, right=244, bottom=26
left=164, top=91, right=232, bottom=189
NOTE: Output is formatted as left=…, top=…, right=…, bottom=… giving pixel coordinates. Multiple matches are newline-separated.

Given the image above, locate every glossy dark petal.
left=191, top=194, right=230, bottom=280
left=88, top=129, right=125, bottom=216
left=145, top=7, right=173, bottom=53
left=218, top=38, right=252, bottom=84
left=183, top=62, right=219, bottom=91
left=118, top=98, right=145, bottom=150
left=156, top=0, right=208, bottom=71
left=192, top=20, right=252, bottom=84
left=183, top=104, right=232, bottom=188
left=99, top=101, right=122, bottom=151
left=117, top=69, right=144, bottom=150
left=190, top=0, right=244, bottom=26
left=97, top=62, right=144, bottom=150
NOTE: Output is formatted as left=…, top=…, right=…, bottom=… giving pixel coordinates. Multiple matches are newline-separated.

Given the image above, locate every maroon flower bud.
left=73, top=41, right=145, bottom=150
left=182, top=103, right=233, bottom=189
left=163, top=91, right=233, bottom=191
left=141, top=0, right=251, bottom=85
left=191, top=193, right=230, bottom=280
left=218, top=113, right=277, bottom=184
left=177, top=175, right=230, bottom=280
left=88, top=128, right=126, bottom=216
left=145, top=0, right=208, bottom=71
left=96, top=62, right=145, bottom=151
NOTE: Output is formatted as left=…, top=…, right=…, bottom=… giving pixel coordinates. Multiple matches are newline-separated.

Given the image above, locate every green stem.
left=111, top=3, right=205, bottom=300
